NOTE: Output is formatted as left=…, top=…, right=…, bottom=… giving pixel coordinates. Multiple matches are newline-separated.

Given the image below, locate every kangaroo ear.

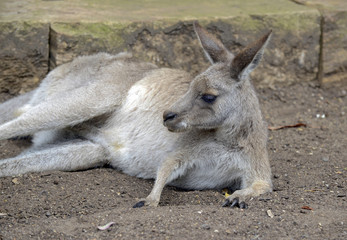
left=194, top=22, right=231, bottom=64
left=231, top=30, right=272, bottom=80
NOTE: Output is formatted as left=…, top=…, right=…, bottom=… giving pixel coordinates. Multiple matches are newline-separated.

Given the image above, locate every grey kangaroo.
left=0, top=22, right=272, bottom=208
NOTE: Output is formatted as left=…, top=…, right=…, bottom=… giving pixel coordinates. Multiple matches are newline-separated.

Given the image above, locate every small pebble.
left=267, top=210, right=274, bottom=218
left=41, top=190, right=48, bottom=196
left=316, top=113, right=326, bottom=119
left=11, top=178, right=19, bottom=185
left=340, top=90, right=347, bottom=97
left=201, top=224, right=210, bottom=230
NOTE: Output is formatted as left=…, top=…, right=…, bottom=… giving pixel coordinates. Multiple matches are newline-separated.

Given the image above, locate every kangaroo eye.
left=201, top=94, right=217, bottom=104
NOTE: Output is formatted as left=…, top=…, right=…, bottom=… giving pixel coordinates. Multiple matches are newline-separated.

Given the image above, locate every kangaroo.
left=0, top=22, right=272, bottom=208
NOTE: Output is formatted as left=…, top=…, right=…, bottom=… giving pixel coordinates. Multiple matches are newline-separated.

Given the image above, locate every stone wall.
left=0, top=22, right=49, bottom=94
left=0, top=0, right=345, bottom=95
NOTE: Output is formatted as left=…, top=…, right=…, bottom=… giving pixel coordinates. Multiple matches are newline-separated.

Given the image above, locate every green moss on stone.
left=51, top=22, right=131, bottom=47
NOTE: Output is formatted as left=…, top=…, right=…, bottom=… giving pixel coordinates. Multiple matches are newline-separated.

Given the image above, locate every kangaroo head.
left=163, top=22, right=271, bottom=132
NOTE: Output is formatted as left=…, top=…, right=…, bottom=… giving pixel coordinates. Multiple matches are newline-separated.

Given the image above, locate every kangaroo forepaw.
left=133, top=198, right=159, bottom=208
left=222, top=197, right=248, bottom=209
left=133, top=200, right=146, bottom=208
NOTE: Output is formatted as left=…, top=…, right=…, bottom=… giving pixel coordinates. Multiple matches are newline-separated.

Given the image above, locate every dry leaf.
left=222, top=188, right=231, bottom=198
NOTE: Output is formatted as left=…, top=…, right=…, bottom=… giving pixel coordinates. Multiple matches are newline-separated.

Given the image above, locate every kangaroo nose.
left=163, top=111, right=177, bottom=122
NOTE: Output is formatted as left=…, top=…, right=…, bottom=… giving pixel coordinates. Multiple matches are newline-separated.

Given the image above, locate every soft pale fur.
left=0, top=23, right=272, bottom=208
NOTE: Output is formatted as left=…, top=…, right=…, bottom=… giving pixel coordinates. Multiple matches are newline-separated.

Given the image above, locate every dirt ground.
left=0, top=80, right=346, bottom=240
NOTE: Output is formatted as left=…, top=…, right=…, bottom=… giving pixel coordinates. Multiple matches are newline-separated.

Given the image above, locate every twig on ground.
left=268, top=123, right=307, bottom=131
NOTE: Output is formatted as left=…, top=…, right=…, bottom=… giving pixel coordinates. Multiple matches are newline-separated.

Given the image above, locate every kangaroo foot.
left=133, top=197, right=159, bottom=208
left=222, top=197, right=248, bottom=209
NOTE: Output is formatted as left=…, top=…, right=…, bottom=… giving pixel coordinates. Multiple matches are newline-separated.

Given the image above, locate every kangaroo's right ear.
left=230, top=30, right=272, bottom=81
left=194, top=22, right=232, bottom=64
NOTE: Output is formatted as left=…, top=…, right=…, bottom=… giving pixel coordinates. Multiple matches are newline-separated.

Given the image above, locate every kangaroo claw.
left=230, top=197, right=240, bottom=208
left=222, top=197, right=247, bottom=209
left=133, top=200, right=145, bottom=208
left=239, top=201, right=248, bottom=209
left=222, top=199, right=231, bottom=207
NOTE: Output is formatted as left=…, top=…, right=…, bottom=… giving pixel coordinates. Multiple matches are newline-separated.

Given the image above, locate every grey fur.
left=0, top=23, right=272, bottom=207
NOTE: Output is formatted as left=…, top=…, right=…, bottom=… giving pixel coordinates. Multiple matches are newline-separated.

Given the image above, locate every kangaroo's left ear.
left=231, top=30, right=272, bottom=80
left=194, top=22, right=233, bottom=64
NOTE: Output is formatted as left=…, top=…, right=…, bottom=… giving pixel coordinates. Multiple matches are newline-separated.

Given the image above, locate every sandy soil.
left=0, top=80, right=346, bottom=239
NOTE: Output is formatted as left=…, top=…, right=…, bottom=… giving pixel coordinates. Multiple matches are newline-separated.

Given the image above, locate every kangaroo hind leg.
left=0, top=81, right=122, bottom=140
left=0, top=140, right=109, bottom=177
left=0, top=90, right=36, bottom=125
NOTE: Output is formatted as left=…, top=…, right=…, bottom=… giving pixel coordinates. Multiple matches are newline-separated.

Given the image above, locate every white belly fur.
left=100, top=76, right=181, bottom=179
